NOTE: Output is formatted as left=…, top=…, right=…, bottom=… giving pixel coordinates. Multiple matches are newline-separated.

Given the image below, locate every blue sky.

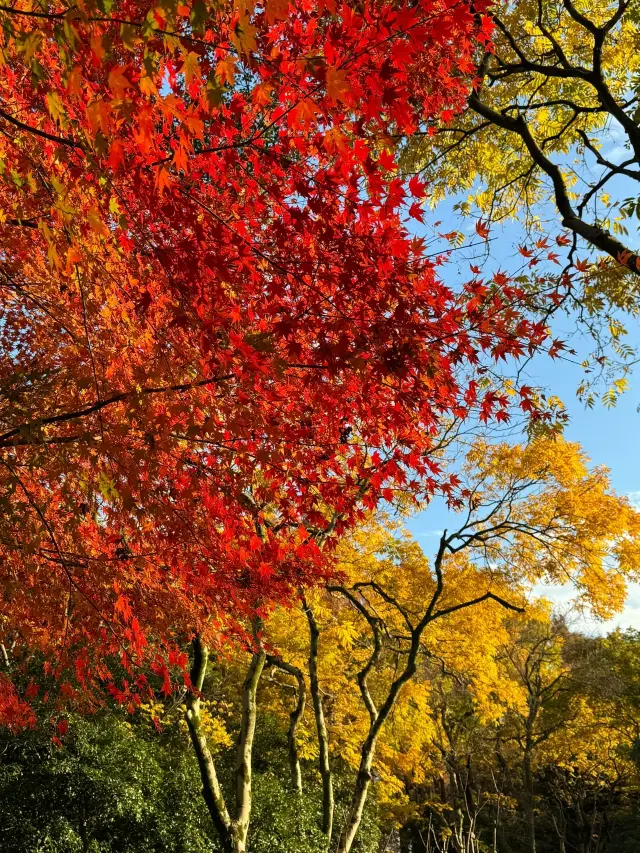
left=405, top=332, right=640, bottom=634
left=403, top=145, right=640, bottom=634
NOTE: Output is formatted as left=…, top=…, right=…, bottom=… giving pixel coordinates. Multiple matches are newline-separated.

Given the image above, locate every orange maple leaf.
left=326, top=66, right=351, bottom=104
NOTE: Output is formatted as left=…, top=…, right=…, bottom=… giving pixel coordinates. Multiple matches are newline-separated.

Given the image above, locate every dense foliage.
left=0, top=0, right=558, bottom=724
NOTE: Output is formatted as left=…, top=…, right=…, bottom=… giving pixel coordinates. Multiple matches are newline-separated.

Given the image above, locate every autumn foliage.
left=0, top=0, right=561, bottom=725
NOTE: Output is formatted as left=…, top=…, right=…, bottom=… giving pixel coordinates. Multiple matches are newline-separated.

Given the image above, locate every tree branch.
left=434, top=591, right=525, bottom=621
left=328, top=585, right=383, bottom=723
left=0, top=374, right=234, bottom=448
left=468, top=92, right=640, bottom=274
left=0, top=107, right=82, bottom=149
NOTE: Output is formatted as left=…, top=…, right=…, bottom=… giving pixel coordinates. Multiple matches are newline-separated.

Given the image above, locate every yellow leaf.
left=66, top=66, right=83, bottom=97
left=47, top=242, right=61, bottom=268
left=232, top=15, right=258, bottom=55
left=38, top=219, right=54, bottom=242
left=108, top=65, right=131, bottom=99
left=182, top=51, right=202, bottom=85
left=45, top=92, right=67, bottom=126
left=252, top=81, right=273, bottom=107
left=139, top=74, right=159, bottom=98
left=20, top=31, right=42, bottom=64
left=216, top=56, right=237, bottom=86
left=183, top=112, right=204, bottom=138
left=86, top=99, right=110, bottom=137
left=120, top=23, right=140, bottom=51
left=87, top=206, right=108, bottom=234
left=90, top=33, right=105, bottom=62
left=323, top=126, right=347, bottom=154
left=326, top=66, right=350, bottom=104
left=292, top=98, right=319, bottom=126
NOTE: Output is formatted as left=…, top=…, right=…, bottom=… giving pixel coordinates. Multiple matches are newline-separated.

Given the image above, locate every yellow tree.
left=406, top=0, right=640, bottom=274
left=497, top=614, right=574, bottom=853
left=494, top=613, right=640, bottom=853
left=403, top=0, right=640, bottom=396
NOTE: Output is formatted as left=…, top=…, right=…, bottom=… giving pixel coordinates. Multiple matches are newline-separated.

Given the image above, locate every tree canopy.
left=0, top=0, right=558, bottom=721
left=404, top=0, right=640, bottom=396
left=406, top=0, right=640, bottom=276
left=2, top=1, right=640, bottom=852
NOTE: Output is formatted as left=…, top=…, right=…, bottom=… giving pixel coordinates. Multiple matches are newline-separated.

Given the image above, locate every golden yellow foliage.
left=461, top=438, right=640, bottom=617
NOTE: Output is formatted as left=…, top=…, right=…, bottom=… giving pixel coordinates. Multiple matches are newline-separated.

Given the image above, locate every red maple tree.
left=0, top=0, right=554, bottom=724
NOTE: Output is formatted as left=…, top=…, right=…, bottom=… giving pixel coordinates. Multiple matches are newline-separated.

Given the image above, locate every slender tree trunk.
left=288, top=722, right=303, bottom=793
left=266, top=654, right=306, bottom=795
left=331, top=538, right=521, bottom=853
left=185, top=634, right=267, bottom=853
left=234, top=647, right=266, bottom=852
left=185, top=637, right=235, bottom=853
left=337, top=730, right=379, bottom=853
left=523, top=750, right=537, bottom=853
left=303, top=598, right=334, bottom=845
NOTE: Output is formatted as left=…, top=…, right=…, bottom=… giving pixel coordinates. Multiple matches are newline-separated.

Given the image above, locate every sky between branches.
left=408, top=123, right=640, bottom=633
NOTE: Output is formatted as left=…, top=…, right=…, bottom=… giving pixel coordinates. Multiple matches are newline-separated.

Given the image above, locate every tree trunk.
left=234, top=648, right=266, bottom=852
left=185, top=635, right=268, bottom=853
left=266, top=654, right=306, bottom=795
left=523, top=750, right=537, bottom=853
left=337, top=731, right=378, bottom=853
left=303, top=599, right=334, bottom=845
left=185, top=637, right=235, bottom=853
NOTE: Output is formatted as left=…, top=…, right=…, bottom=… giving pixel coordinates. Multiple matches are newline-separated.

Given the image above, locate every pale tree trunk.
left=234, top=647, right=267, bottom=852
left=287, top=677, right=305, bottom=796
left=337, top=730, right=379, bottom=853
left=185, top=637, right=235, bottom=852
left=284, top=532, right=522, bottom=853
left=185, top=634, right=266, bottom=853
left=303, top=598, right=334, bottom=845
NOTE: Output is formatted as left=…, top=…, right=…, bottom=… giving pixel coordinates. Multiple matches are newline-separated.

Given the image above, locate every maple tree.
left=0, top=0, right=559, bottom=729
